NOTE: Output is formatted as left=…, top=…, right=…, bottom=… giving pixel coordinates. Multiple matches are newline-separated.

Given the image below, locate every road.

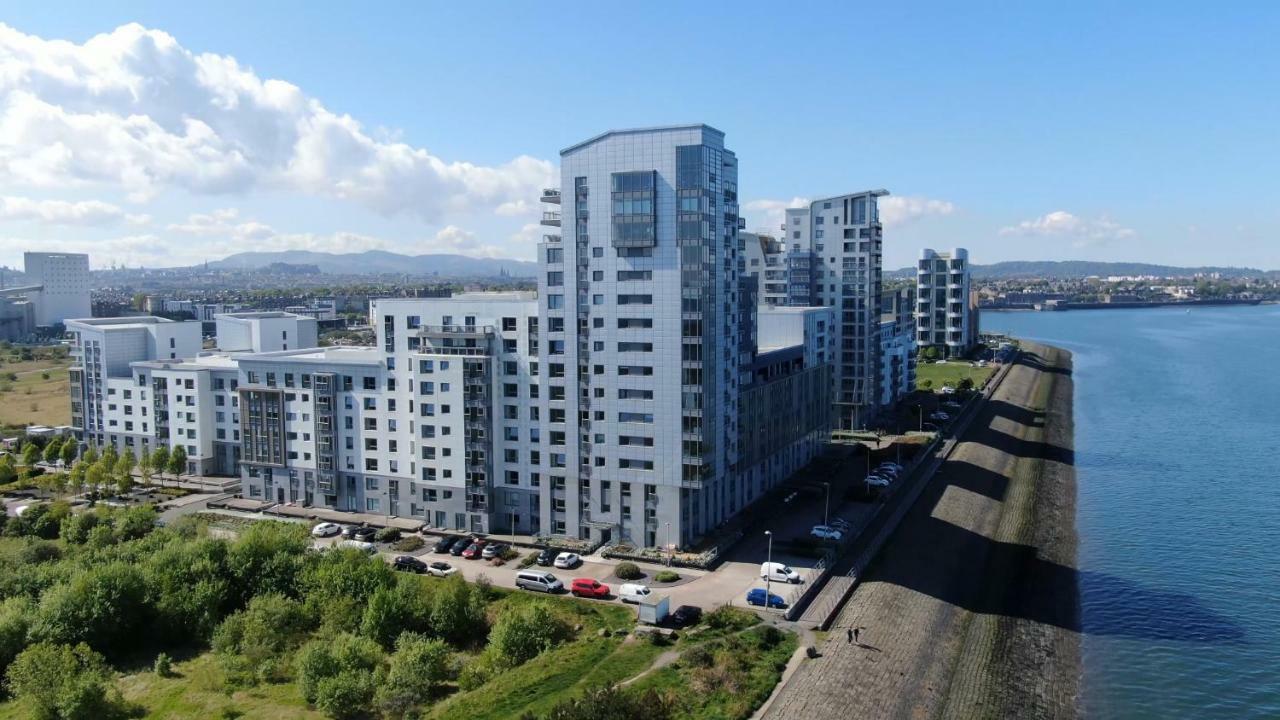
left=763, top=344, right=1080, bottom=720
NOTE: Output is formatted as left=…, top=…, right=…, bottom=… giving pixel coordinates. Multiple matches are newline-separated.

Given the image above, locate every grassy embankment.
left=915, top=360, right=995, bottom=391
left=0, top=346, right=72, bottom=431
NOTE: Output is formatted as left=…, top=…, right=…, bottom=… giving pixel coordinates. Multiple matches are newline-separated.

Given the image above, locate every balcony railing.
left=541, top=211, right=561, bottom=227
left=541, top=188, right=561, bottom=204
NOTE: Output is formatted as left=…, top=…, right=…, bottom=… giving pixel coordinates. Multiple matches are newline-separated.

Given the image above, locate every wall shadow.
left=936, top=460, right=1010, bottom=503
left=1016, top=351, right=1073, bottom=377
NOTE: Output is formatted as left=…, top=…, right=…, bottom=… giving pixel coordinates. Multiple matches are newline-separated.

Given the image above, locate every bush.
left=614, top=562, right=643, bottom=580
left=500, top=546, right=519, bottom=561
left=296, top=632, right=384, bottom=716
left=153, top=652, right=173, bottom=677
left=5, top=641, right=129, bottom=720
left=374, top=527, right=401, bottom=543
left=704, top=606, right=758, bottom=631
left=518, top=551, right=538, bottom=568
left=392, top=536, right=425, bottom=552
left=681, top=645, right=715, bottom=668
left=488, top=602, right=570, bottom=665
left=653, top=570, right=680, bottom=583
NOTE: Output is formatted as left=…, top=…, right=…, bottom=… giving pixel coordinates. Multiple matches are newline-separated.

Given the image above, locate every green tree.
left=4, top=641, right=125, bottom=720
left=58, top=439, right=77, bottom=467
left=66, top=461, right=86, bottom=498
left=296, top=633, right=384, bottom=719
left=488, top=602, right=569, bottom=666
left=213, top=593, right=312, bottom=684
left=375, top=633, right=451, bottom=717
left=359, top=580, right=431, bottom=649
left=28, top=562, right=150, bottom=656
left=22, top=442, right=41, bottom=468
left=0, top=596, right=33, bottom=681
left=136, top=452, right=153, bottom=486
left=226, top=521, right=310, bottom=605
left=85, top=462, right=108, bottom=497
left=429, top=574, right=487, bottom=647
left=81, top=446, right=98, bottom=466
left=115, top=449, right=136, bottom=484
left=0, top=454, right=17, bottom=485
left=43, top=440, right=61, bottom=465
left=149, top=446, right=169, bottom=485
left=167, top=445, right=187, bottom=479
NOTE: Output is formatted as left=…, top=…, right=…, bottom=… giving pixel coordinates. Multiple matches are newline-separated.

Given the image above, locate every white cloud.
left=741, top=197, right=809, bottom=234
left=0, top=23, right=555, bottom=218
left=1000, top=210, right=1135, bottom=247
left=0, top=194, right=148, bottom=226
left=879, top=196, right=955, bottom=226
left=424, top=225, right=504, bottom=258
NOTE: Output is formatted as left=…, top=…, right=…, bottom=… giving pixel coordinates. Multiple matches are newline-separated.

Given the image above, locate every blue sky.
left=2, top=1, right=1278, bottom=271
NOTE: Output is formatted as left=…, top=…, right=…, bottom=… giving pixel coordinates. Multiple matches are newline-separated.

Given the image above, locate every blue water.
left=981, top=304, right=1280, bottom=719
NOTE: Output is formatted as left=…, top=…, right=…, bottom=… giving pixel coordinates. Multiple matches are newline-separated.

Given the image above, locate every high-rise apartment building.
left=783, top=191, right=889, bottom=430
left=915, top=248, right=976, bottom=357
left=23, top=252, right=91, bottom=326
left=878, top=288, right=917, bottom=406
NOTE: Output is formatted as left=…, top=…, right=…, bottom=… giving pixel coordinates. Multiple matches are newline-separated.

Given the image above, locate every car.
left=536, top=547, right=558, bottom=566
left=481, top=543, right=508, bottom=560
left=427, top=561, right=457, bottom=577
left=351, top=526, right=377, bottom=542
left=810, top=525, right=843, bottom=541
left=341, top=524, right=363, bottom=539
left=553, top=552, right=581, bottom=569
left=461, top=540, right=487, bottom=559
left=392, top=555, right=429, bottom=573
left=516, top=570, right=563, bottom=593
left=669, top=605, right=702, bottom=628
left=939, top=386, right=957, bottom=395
left=570, top=577, right=610, bottom=599
left=449, top=539, right=470, bottom=556
left=922, top=422, right=940, bottom=432
left=930, top=411, right=951, bottom=421
left=338, top=539, right=377, bottom=554
left=865, top=474, right=891, bottom=485
left=746, top=588, right=786, bottom=608
left=830, top=518, right=852, bottom=531
left=941, top=402, right=961, bottom=411
left=879, top=462, right=905, bottom=472
left=311, top=522, right=342, bottom=538
left=760, top=562, right=802, bottom=584
left=876, top=466, right=900, bottom=477
left=432, top=536, right=459, bottom=553
left=864, top=477, right=890, bottom=488
left=618, top=582, right=652, bottom=604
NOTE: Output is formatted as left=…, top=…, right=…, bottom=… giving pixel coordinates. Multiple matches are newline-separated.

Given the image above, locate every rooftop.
left=66, top=316, right=187, bottom=330
left=243, top=346, right=382, bottom=366
left=561, top=124, right=724, bottom=155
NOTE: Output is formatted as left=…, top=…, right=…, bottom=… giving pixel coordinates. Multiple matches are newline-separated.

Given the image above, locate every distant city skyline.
left=2, top=3, right=1278, bottom=271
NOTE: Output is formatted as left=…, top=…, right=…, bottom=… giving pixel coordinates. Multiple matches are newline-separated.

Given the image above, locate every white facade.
left=915, top=248, right=976, bottom=357
left=215, top=312, right=318, bottom=353
left=23, top=252, right=91, bottom=326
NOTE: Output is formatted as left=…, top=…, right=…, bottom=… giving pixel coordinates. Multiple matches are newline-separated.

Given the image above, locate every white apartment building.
left=879, top=288, right=917, bottom=407
left=23, top=252, right=92, bottom=326
left=916, top=248, right=977, bottom=357
left=216, top=312, right=318, bottom=353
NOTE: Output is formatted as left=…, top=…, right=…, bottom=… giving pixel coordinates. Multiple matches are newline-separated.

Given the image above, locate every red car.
left=461, top=540, right=486, bottom=559
left=570, top=578, right=610, bottom=599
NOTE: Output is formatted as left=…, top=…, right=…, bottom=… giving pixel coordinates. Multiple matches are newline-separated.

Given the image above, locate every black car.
left=351, top=526, right=377, bottom=542
left=536, top=547, right=558, bottom=566
left=341, top=524, right=361, bottom=539
left=392, top=555, right=428, bottom=573
left=669, top=605, right=702, bottom=628
left=449, top=539, right=470, bottom=556
left=432, top=536, right=458, bottom=553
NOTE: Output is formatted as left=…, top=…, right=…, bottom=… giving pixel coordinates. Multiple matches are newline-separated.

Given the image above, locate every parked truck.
left=637, top=594, right=670, bottom=625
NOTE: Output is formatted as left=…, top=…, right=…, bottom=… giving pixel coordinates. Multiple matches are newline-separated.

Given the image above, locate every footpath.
left=762, top=343, right=1081, bottom=720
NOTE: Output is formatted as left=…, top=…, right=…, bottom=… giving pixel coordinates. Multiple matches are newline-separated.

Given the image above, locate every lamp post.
left=664, top=522, right=672, bottom=566
left=822, top=482, right=830, bottom=527
left=511, top=510, right=517, bottom=545
left=764, top=530, right=773, bottom=613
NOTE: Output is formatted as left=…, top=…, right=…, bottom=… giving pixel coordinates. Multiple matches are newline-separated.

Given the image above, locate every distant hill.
left=886, top=260, right=1272, bottom=280
left=205, top=250, right=536, bottom=277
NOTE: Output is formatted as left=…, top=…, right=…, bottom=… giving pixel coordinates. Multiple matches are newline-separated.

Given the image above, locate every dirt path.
left=763, top=344, right=1080, bottom=720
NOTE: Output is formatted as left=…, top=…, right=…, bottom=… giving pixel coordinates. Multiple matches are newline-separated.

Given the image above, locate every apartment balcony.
left=541, top=188, right=562, bottom=205
left=541, top=211, right=561, bottom=227
left=543, top=234, right=562, bottom=244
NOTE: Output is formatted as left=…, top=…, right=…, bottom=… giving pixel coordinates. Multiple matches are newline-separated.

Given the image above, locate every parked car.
left=392, top=555, right=429, bottom=573
left=427, top=561, right=457, bottom=577
left=930, top=411, right=951, bottom=421
left=536, top=547, right=558, bottom=566
left=810, top=525, right=843, bottom=541
left=433, top=536, right=459, bottom=553
left=311, top=522, right=342, bottom=538
left=554, top=552, right=581, bottom=569
left=461, top=540, right=487, bottom=559
left=351, top=526, right=377, bottom=542
left=340, top=524, right=362, bottom=539
left=939, top=386, right=957, bottom=395
left=922, top=422, right=940, bottom=432
left=516, top=570, right=563, bottom=593
left=338, top=539, right=377, bottom=554
left=746, top=588, right=786, bottom=608
left=481, top=543, right=508, bottom=560
left=864, top=477, right=890, bottom=488
left=829, top=518, right=852, bottom=532
left=570, top=578, right=610, bottom=599
left=618, top=582, right=653, bottom=604
left=760, top=562, right=802, bottom=584
left=880, top=462, right=905, bottom=472
left=669, top=605, right=702, bottom=628
left=876, top=466, right=900, bottom=478
left=449, top=539, right=470, bottom=556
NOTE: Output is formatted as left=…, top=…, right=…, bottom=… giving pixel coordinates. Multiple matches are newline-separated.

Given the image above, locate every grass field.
left=0, top=349, right=72, bottom=430
left=915, top=360, right=995, bottom=391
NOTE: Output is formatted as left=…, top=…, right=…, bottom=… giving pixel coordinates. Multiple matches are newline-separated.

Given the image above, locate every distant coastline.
left=984, top=298, right=1263, bottom=312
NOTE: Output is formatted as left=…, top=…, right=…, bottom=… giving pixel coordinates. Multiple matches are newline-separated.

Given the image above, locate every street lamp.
left=664, top=522, right=672, bottom=566
left=822, top=482, right=830, bottom=527
left=764, top=530, right=773, bottom=613
left=511, top=510, right=517, bottom=545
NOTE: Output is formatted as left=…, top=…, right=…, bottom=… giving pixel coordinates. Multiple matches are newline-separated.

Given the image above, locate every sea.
left=981, top=304, right=1280, bottom=719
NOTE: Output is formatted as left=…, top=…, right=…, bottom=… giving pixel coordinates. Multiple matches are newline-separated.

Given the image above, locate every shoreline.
left=762, top=341, right=1081, bottom=719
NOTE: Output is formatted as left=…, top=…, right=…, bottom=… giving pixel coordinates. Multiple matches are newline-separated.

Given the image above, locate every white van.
left=760, top=562, right=802, bottom=584
left=618, top=583, right=652, bottom=604
left=516, top=570, right=564, bottom=593
left=338, top=539, right=377, bottom=554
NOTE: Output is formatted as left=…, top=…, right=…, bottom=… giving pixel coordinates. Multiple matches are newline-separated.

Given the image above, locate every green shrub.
left=518, top=551, right=538, bottom=568
left=500, top=546, right=519, bottom=561
left=392, top=536, right=425, bottom=552
left=614, top=562, right=643, bottom=580
left=153, top=652, right=173, bottom=677
left=704, top=605, right=758, bottom=631
left=374, top=527, right=401, bottom=543
left=681, top=645, right=715, bottom=668
left=654, top=570, right=680, bottom=583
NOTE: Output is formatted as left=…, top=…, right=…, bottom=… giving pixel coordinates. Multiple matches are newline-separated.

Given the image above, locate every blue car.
left=746, top=587, right=786, bottom=608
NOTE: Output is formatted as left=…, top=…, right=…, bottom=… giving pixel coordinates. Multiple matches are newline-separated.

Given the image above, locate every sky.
left=1, top=1, right=1278, bottom=272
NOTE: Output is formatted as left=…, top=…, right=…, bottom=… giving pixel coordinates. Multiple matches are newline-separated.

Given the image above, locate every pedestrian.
left=846, top=628, right=853, bottom=644
left=853, top=626, right=862, bottom=644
